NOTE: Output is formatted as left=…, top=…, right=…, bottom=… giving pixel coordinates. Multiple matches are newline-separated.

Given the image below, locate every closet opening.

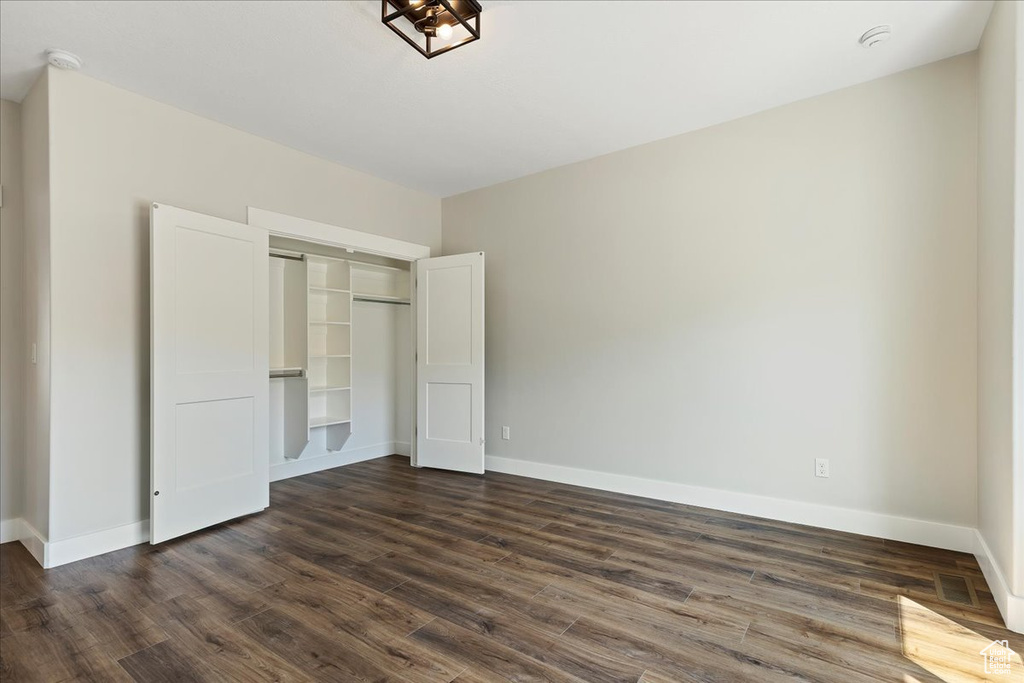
left=268, top=235, right=413, bottom=478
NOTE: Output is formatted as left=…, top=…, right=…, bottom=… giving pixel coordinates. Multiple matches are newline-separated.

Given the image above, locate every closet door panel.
left=151, top=203, right=270, bottom=544
left=416, top=252, right=485, bottom=474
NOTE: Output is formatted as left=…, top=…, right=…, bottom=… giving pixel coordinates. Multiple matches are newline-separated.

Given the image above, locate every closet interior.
left=268, top=236, right=412, bottom=468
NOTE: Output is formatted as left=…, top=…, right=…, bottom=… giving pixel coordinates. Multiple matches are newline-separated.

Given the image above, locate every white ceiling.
left=0, top=1, right=994, bottom=197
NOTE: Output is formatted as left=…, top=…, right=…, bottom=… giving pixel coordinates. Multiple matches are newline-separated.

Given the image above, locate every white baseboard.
left=1, top=517, right=26, bottom=544
left=974, top=530, right=1024, bottom=634
left=4, top=447, right=408, bottom=570
left=270, top=441, right=408, bottom=482
left=6, top=518, right=152, bottom=570
left=485, top=456, right=976, bottom=553
left=19, top=520, right=47, bottom=567
left=9, top=450, right=985, bottom=594
left=43, top=520, right=150, bottom=569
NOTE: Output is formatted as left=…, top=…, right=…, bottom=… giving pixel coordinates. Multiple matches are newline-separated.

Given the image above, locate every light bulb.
left=436, top=22, right=453, bottom=40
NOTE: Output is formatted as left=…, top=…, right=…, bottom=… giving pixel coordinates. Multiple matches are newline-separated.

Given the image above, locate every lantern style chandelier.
left=382, top=0, right=482, bottom=59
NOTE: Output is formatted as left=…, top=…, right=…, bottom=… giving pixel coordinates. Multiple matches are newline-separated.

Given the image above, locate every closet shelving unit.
left=269, top=247, right=412, bottom=461
left=350, top=261, right=411, bottom=306
left=307, top=256, right=353, bottom=441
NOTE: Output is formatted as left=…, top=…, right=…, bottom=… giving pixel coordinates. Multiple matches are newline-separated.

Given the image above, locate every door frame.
left=246, top=207, right=431, bottom=466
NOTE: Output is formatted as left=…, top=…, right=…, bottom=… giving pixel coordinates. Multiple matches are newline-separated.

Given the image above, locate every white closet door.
left=416, top=252, right=485, bottom=474
left=150, top=203, right=270, bottom=543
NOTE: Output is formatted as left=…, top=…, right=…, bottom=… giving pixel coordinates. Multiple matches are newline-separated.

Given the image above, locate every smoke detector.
left=46, top=49, right=82, bottom=70
left=859, top=26, right=892, bottom=48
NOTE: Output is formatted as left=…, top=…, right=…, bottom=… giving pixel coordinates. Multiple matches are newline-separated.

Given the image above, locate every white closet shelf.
left=309, top=416, right=352, bottom=428
left=309, top=286, right=351, bottom=294
left=350, top=261, right=405, bottom=273
left=308, top=354, right=351, bottom=359
left=309, top=386, right=351, bottom=393
left=308, top=321, right=351, bottom=326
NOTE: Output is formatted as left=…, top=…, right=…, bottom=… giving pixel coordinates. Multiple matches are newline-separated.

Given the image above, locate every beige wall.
left=44, top=67, right=441, bottom=542
left=1, top=99, right=25, bottom=529
left=20, top=71, right=51, bottom=539
left=977, top=0, right=1022, bottom=599
left=1016, top=0, right=1024, bottom=601
left=443, top=55, right=978, bottom=528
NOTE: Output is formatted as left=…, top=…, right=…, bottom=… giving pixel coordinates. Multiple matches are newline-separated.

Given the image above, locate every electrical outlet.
left=501, top=426, right=510, bottom=440
left=30, top=343, right=36, bottom=365
left=815, top=458, right=830, bottom=478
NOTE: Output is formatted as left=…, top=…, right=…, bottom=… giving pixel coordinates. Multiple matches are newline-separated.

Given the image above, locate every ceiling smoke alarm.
left=859, top=26, right=892, bottom=48
left=46, top=49, right=82, bottom=70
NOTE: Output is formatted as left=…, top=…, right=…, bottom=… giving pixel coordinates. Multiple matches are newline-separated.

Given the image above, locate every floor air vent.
left=934, top=572, right=980, bottom=608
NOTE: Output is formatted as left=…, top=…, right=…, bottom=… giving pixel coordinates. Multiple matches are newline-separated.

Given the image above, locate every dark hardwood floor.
left=1, top=455, right=1020, bottom=682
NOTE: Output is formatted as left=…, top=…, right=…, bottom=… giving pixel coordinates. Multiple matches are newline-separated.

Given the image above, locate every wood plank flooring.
left=1, top=455, right=1021, bottom=682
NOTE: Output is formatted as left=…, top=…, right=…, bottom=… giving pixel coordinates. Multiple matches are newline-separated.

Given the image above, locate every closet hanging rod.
left=270, top=251, right=305, bottom=262
left=270, top=368, right=305, bottom=378
left=353, top=296, right=411, bottom=306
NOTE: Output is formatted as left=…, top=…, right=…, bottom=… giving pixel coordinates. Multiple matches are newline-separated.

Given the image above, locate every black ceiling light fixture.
left=382, top=0, right=482, bottom=59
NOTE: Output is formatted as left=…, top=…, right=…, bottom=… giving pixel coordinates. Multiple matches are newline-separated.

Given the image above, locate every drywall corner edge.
left=1012, top=0, right=1024, bottom=599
